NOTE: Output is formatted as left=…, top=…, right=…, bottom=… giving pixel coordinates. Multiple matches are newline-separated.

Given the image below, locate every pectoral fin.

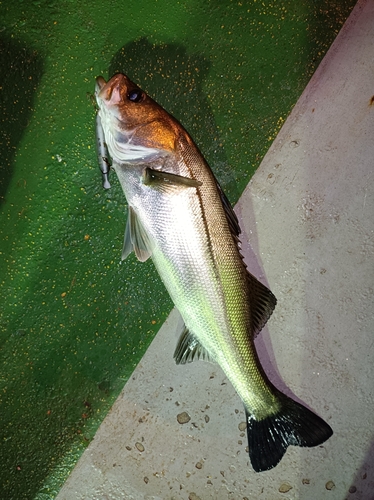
left=122, top=206, right=153, bottom=262
left=143, top=167, right=202, bottom=192
left=174, top=326, right=213, bottom=364
left=122, top=215, right=133, bottom=261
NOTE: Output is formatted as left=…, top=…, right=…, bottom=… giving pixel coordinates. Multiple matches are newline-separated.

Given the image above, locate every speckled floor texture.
left=56, top=1, right=374, bottom=499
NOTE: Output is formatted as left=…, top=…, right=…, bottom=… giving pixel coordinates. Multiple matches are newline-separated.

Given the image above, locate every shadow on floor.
left=0, top=35, right=43, bottom=205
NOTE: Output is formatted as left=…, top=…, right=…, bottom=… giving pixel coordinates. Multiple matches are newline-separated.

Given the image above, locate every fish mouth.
left=95, top=74, right=127, bottom=107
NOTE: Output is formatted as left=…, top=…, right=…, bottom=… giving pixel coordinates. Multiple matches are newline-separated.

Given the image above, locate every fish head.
left=95, top=73, right=181, bottom=163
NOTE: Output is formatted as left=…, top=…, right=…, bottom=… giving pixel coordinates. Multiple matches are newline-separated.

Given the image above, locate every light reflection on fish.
left=94, top=73, right=333, bottom=472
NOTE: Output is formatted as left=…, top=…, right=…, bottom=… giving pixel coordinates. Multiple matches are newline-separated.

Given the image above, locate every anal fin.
left=174, top=326, right=213, bottom=364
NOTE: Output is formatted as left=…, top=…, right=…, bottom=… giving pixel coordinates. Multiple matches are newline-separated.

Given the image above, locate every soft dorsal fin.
left=122, top=206, right=153, bottom=262
left=174, top=326, right=214, bottom=364
left=246, top=272, right=277, bottom=337
left=216, top=181, right=276, bottom=336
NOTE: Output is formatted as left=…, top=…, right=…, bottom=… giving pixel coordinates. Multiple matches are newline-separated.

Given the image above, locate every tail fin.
left=246, top=396, right=333, bottom=472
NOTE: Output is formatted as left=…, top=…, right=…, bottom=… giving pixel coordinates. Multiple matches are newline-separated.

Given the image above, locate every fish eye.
left=128, top=89, right=144, bottom=103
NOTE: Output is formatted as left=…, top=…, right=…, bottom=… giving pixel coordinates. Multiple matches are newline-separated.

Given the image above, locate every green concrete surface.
left=0, top=1, right=355, bottom=498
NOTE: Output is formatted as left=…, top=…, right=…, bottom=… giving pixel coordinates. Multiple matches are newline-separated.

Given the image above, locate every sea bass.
left=94, top=73, right=333, bottom=472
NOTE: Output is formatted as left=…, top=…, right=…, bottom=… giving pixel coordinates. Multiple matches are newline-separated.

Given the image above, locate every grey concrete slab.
left=56, top=1, right=374, bottom=498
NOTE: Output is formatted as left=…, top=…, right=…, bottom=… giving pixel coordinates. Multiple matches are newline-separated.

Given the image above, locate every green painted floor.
left=0, top=1, right=356, bottom=499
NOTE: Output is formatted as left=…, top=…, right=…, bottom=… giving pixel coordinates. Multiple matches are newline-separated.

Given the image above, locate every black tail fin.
left=246, top=396, right=333, bottom=472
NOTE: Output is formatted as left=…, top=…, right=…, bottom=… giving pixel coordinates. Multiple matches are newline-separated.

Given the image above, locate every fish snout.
left=96, top=74, right=127, bottom=107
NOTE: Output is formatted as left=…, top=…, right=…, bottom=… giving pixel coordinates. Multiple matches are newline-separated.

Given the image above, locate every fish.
left=94, top=73, right=333, bottom=472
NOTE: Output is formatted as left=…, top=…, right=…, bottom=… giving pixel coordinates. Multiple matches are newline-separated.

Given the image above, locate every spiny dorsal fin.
left=174, top=326, right=214, bottom=364
left=122, top=206, right=153, bottom=262
left=216, top=181, right=241, bottom=238
left=178, top=135, right=240, bottom=237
